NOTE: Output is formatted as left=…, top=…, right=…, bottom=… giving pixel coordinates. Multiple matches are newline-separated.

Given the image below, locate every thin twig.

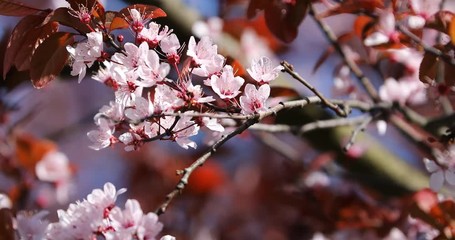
left=396, top=23, right=455, bottom=66
left=281, top=61, right=348, bottom=117
left=343, top=115, right=374, bottom=152
left=155, top=97, right=326, bottom=215
left=155, top=118, right=257, bottom=215
left=309, top=4, right=380, bottom=101
left=249, top=115, right=372, bottom=135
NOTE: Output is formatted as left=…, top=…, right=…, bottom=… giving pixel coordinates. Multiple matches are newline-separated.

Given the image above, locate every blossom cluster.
left=424, top=146, right=455, bottom=191
left=66, top=9, right=283, bottom=151
left=7, top=182, right=173, bottom=240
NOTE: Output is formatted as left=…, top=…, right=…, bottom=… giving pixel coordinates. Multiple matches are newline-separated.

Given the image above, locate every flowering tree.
left=1, top=0, right=455, bottom=239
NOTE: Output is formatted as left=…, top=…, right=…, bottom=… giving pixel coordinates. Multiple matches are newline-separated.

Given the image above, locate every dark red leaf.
left=419, top=51, right=438, bottom=84
left=318, top=0, right=384, bottom=18
left=109, top=4, right=166, bottom=32
left=14, top=22, right=59, bottom=72
left=0, top=0, right=44, bottom=16
left=247, top=0, right=268, bottom=18
left=118, top=4, right=166, bottom=20
left=3, top=11, right=55, bottom=78
left=44, top=7, right=91, bottom=34
left=258, top=0, right=310, bottom=43
left=0, top=208, right=14, bottom=240
left=270, top=86, right=300, bottom=99
left=65, top=0, right=98, bottom=11
left=425, top=10, right=454, bottom=34
left=30, top=32, right=74, bottom=88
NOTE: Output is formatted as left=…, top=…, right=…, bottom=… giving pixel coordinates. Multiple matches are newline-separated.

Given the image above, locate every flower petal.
left=429, top=170, right=444, bottom=191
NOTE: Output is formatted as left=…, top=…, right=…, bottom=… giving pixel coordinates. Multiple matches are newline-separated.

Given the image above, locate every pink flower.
left=192, top=17, right=223, bottom=40
left=108, top=199, right=144, bottom=236
left=247, top=56, right=283, bottom=84
left=137, top=49, right=170, bottom=87
left=87, top=118, right=117, bottom=150
left=160, top=33, right=181, bottom=65
left=86, top=182, right=127, bottom=217
left=16, top=211, right=49, bottom=240
left=194, top=54, right=225, bottom=79
left=153, top=84, right=184, bottom=113
left=210, top=65, right=245, bottom=99
left=92, top=61, right=127, bottom=89
left=111, top=42, right=148, bottom=73
left=364, top=10, right=399, bottom=46
left=379, top=77, right=426, bottom=105
left=160, top=116, right=199, bottom=149
left=424, top=148, right=455, bottom=191
left=128, top=8, right=144, bottom=33
left=67, top=31, right=104, bottom=82
left=138, top=22, right=171, bottom=48
left=0, top=194, right=11, bottom=209
left=124, top=96, right=154, bottom=122
left=240, top=83, right=270, bottom=114
left=187, top=36, right=218, bottom=66
left=202, top=117, right=224, bottom=132
left=137, top=212, right=164, bottom=240
left=35, top=151, right=71, bottom=182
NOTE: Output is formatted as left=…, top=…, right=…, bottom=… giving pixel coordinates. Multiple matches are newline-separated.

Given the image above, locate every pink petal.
left=429, top=170, right=444, bottom=191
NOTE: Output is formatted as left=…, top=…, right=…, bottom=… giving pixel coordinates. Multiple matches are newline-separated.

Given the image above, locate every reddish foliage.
left=0, top=0, right=44, bottom=16
left=30, top=32, right=74, bottom=88
left=15, top=133, right=56, bottom=171
left=411, top=189, right=455, bottom=239
left=187, top=161, right=226, bottom=195
left=247, top=0, right=310, bottom=43
left=3, top=11, right=55, bottom=78
left=318, top=0, right=384, bottom=18
left=108, top=4, right=166, bottom=32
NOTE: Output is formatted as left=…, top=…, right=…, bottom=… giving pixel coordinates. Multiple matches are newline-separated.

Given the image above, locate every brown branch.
left=396, top=23, right=455, bottom=66
left=155, top=97, right=325, bottom=215
left=344, top=115, right=374, bottom=151
left=309, top=4, right=380, bottom=101
left=281, top=61, right=348, bottom=117
left=249, top=115, right=372, bottom=135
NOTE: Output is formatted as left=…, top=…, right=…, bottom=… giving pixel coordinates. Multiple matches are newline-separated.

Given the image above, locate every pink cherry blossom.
left=160, top=33, right=181, bottom=65
left=128, top=8, right=144, bottom=33
left=86, top=182, right=127, bottom=211
left=364, top=10, right=399, bottom=46
left=187, top=36, right=218, bottom=66
left=137, top=49, right=170, bottom=87
left=379, top=77, right=426, bottom=105
left=124, top=96, right=154, bottom=122
left=92, top=61, right=127, bottom=89
left=0, top=193, right=11, bottom=209
left=153, top=84, right=184, bottom=113
left=87, top=118, right=117, bottom=150
left=16, top=211, right=49, bottom=240
left=137, top=212, right=164, bottom=240
left=247, top=56, right=283, bottom=84
left=95, top=100, right=125, bottom=124
left=424, top=148, right=455, bottom=191
left=67, top=31, right=104, bottom=82
left=119, top=122, right=158, bottom=151
left=192, top=17, right=223, bottom=40
left=111, top=42, right=149, bottom=73
left=240, top=83, right=270, bottom=114
left=202, top=117, right=225, bottom=132
left=407, top=0, right=441, bottom=29
left=194, top=54, right=225, bottom=79
left=138, top=22, right=171, bottom=48
left=160, top=116, right=199, bottom=149
left=210, top=65, right=245, bottom=99
left=35, top=151, right=71, bottom=183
